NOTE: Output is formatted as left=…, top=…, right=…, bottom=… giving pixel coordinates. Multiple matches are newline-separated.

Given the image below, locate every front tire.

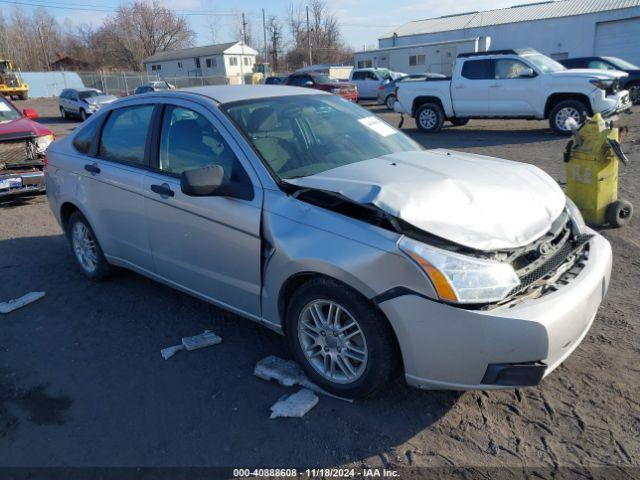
left=285, top=278, right=399, bottom=399
left=415, top=102, right=444, bottom=133
left=550, top=99, right=587, bottom=135
left=67, top=211, right=110, bottom=281
left=629, top=84, right=640, bottom=105
left=60, top=107, right=67, bottom=120
left=80, top=109, right=87, bottom=121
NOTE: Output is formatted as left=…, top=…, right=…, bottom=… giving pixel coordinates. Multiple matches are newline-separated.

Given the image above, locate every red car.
left=285, top=73, right=358, bottom=102
left=0, top=95, right=54, bottom=197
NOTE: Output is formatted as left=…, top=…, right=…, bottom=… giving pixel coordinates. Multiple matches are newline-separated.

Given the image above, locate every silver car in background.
left=58, top=88, right=118, bottom=121
left=45, top=85, right=612, bottom=398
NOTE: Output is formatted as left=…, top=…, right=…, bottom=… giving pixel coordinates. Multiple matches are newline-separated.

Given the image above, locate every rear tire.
left=606, top=200, right=633, bottom=227
left=549, top=99, right=587, bottom=135
left=415, top=102, right=444, bottom=133
left=67, top=211, right=110, bottom=281
left=285, top=278, right=399, bottom=399
left=385, top=94, right=396, bottom=110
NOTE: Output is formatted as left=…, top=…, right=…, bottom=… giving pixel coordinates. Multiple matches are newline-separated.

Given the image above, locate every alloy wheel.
left=297, top=299, right=368, bottom=384
left=555, top=107, right=582, bottom=131
left=418, top=108, right=438, bottom=130
left=72, top=222, right=98, bottom=273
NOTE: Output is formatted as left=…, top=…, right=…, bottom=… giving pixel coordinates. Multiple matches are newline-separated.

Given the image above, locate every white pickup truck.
left=394, top=49, right=632, bottom=134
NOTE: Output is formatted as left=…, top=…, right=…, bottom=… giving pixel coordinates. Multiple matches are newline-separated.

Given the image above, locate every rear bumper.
left=378, top=231, right=612, bottom=390
left=0, top=169, right=45, bottom=197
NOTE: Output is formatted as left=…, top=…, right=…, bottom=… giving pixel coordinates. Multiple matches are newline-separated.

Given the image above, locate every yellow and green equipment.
left=564, top=113, right=632, bottom=227
left=0, top=60, right=29, bottom=100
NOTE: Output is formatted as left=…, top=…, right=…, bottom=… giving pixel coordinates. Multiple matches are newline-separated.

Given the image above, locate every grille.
left=0, top=139, right=35, bottom=166
left=509, top=233, right=592, bottom=296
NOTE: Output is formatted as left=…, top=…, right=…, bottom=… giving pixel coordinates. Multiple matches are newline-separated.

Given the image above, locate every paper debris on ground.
left=254, top=355, right=352, bottom=402
left=160, top=344, right=185, bottom=360
left=270, top=388, right=319, bottom=419
left=161, top=330, right=221, bottom=360
left=0, top=291, right=46, bottom=314
left=181, top=331, right=222, bottom=351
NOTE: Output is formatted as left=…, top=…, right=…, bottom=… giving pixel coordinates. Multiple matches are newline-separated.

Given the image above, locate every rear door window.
left=72, top=116, right=103, bottom=155
left=461, top=60, right=493, bottom=80
left=98, top=105, right=154, bottom=166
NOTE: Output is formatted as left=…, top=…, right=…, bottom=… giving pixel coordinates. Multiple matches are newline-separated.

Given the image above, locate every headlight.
left=590, top=78, right=614, bottom=90
left=565, top=196, right=587, bottom=234
left=398, top=237, right=520, bottom=304
left=35, top=134, right=55, bottom=154
left=87, top=104, right=98, bottom=110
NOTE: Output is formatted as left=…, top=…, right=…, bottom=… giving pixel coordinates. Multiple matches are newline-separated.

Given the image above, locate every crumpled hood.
left=549, top=68, right=628, bottom=80
left=289, top=149, right=566, bottom=251
left=85, top=95, right=117, bottom=106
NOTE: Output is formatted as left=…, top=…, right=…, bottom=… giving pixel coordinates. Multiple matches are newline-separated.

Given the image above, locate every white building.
left=356, top=0, right=640, bottom=74
left=143, top=41, right=258, bottom=84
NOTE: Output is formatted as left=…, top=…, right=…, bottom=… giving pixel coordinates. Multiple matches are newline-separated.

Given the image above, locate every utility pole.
left=262, top=8, right=267, bottom=66
left=306, top=5, right=312, bottom=66
left=240, top=13, right=247, bottom=84
left=37, top=24, right=51, bottom=71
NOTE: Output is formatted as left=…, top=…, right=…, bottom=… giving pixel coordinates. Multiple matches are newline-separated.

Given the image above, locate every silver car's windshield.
left=223, top=94, right=420, bottom=180
left=525, top=54, right=566, bottom=73
left=78, top=90, right=101, bottom=100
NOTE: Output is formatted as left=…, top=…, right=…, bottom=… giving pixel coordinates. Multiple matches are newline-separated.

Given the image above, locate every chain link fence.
left=76, top=72, right=229, bottom=97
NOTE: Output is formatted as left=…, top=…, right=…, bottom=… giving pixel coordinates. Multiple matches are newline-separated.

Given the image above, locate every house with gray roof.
left=143, top=41, right=259, bottom=83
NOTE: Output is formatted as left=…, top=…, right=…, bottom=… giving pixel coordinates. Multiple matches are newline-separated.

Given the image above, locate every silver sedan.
left=45, top=85, right=611, bottom=398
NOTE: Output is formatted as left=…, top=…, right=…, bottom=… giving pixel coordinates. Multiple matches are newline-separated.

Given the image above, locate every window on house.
left=206, top=58, right=217, bottom=68
left=409, top=55, right=426, bottom=66
left=178, top=62, right=183, bottom=69
left=229, top=57, right=238, bottom=66
left=243, top=57, right=250, bottom=66
left=195, top=58, right=201, bottom=68
left=151, top=64, right=161, bottom=71
left=357, top=60, right=372, bottom=68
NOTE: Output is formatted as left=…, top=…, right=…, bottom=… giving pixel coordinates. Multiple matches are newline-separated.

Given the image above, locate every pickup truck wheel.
left=285, top=278, right=399, bottom=399
left=67, top=211, right=110, bottom=281
left=415, top=103, right=444, bottom=133
left=60, top=107, right=67, bottom=119
left=80, top=109, right=88, bottom=121
left=629, top=84, right=640, bottom=105
left=385, top=94, right=396, bottom=110
left=550, top=100, right=587, bottom=135
left=450, top=118, right=469, bottom=126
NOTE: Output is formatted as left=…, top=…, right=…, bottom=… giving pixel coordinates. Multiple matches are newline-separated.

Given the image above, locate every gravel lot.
left=1, top=97, right=639, bottom=475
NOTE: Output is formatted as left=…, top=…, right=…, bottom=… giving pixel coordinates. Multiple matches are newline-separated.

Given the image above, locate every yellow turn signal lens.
left=407, top=251, right=458, bottom=302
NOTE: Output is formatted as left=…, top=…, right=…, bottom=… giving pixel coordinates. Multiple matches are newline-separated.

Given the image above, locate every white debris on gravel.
left=181, top=331, right=222, bottom=351
left=254, top=355, right=353, bottom=403
left=160, top=344, right=185, bottom=360
left=270, top=388, right=319, bottom=419
left=0, top=291, right=46, bottom=314
left=161, top=330, right=222, bottom=360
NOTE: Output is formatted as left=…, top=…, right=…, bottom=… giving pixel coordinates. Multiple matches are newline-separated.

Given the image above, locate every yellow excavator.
left=0, top=60, right=29, bottom=100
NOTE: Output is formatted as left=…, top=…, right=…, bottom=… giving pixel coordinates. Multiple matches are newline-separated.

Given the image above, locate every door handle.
left=150, top=183, right=175, bottom=198
left=84, top=163, right=100, bottom=174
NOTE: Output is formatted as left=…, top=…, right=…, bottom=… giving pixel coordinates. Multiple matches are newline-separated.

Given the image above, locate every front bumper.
left=591, top=89, right=632, bottom=117
left=378, top=231, right=612, bottom=390
left=0, top=169, right=45, bottom=197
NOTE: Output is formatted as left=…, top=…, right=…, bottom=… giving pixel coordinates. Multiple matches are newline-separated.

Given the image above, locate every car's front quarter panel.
left=45, top=138, right=81, bottom=228
left=260, top=188, right=438, bottom=331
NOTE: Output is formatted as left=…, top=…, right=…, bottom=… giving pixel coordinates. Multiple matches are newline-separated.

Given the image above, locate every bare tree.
left=100, top=1, right=195, bottom=70
left=266, top=15, right=284, bottom=72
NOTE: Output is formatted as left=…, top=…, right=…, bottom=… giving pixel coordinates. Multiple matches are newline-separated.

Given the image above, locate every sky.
left=4, top=0, right=538, bottom=50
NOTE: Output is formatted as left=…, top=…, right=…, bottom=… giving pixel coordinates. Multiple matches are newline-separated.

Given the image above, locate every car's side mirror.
left=518, top=68, right=536, bottom=78
left=304, top=81, right=314, bottom=87
left=180, top=164, right=253, bottom=200
left=23, top=108, right=39, bottom=119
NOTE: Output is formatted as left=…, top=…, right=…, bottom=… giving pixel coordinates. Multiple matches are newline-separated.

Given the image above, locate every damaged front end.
left=282, top=181, right=592, bottom=310
left=0, top=132, right=52, bottom=197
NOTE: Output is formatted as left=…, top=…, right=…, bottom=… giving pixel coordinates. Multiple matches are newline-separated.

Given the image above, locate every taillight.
left=378, top=85, right=385, bottom=91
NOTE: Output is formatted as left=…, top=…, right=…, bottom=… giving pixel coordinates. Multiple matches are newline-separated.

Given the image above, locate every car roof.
left=181, top=85, right=326, bottom=104
left=73, top=87, right=100, bottom=92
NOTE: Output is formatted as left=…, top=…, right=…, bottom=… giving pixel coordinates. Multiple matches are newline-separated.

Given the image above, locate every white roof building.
left=143, top=42, right=259, bottom=84
left=378, top=0, right=640, bottom=65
